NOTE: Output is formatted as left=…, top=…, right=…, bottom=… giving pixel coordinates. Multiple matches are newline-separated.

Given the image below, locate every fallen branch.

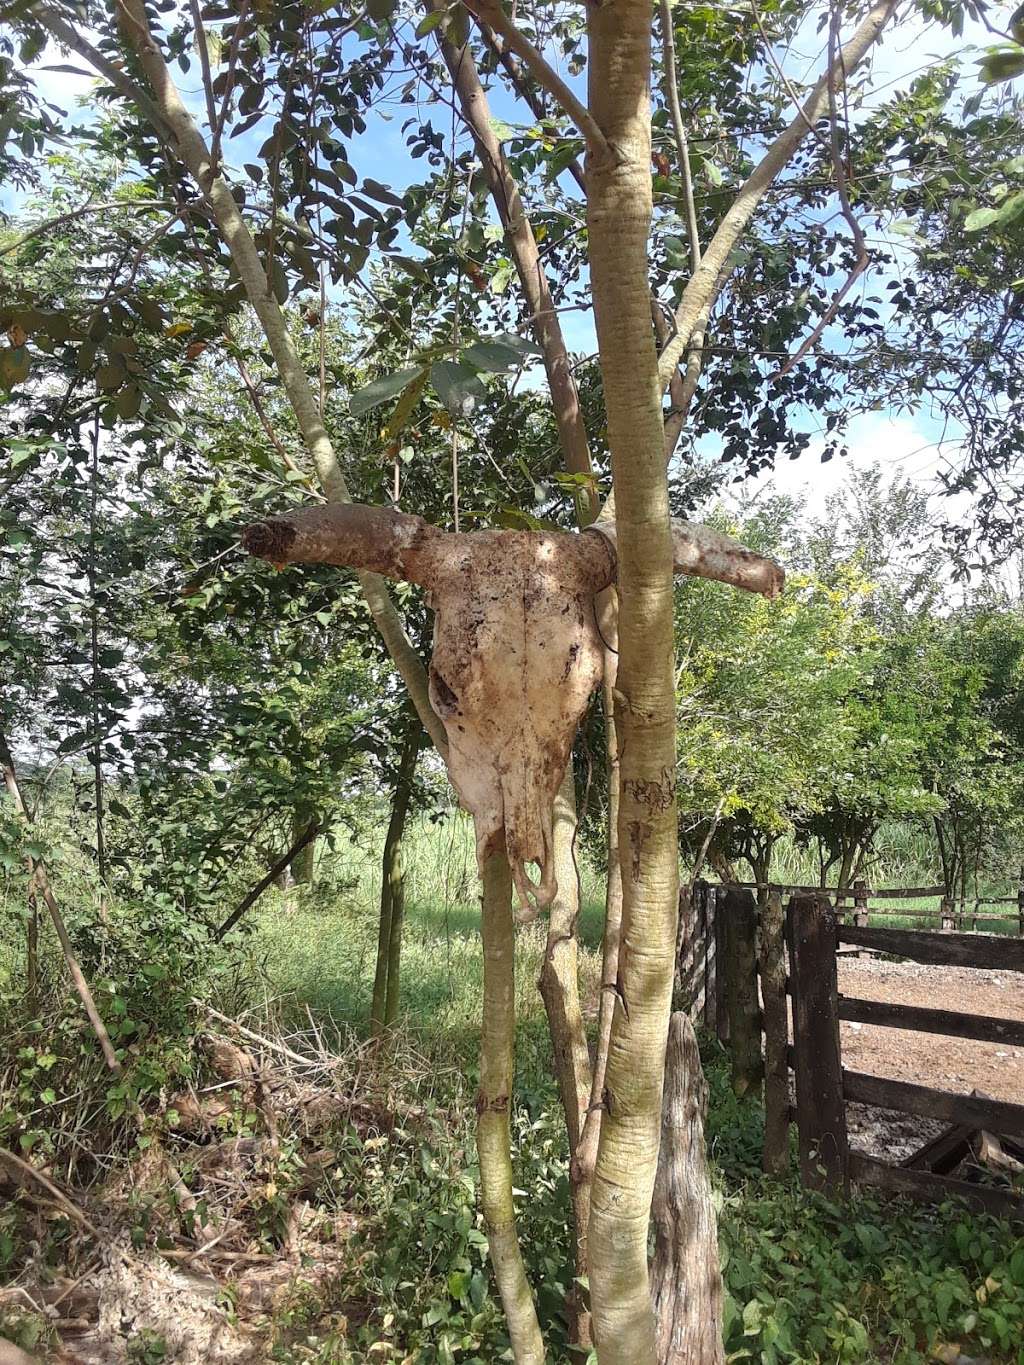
left=0, top=1147, right=102, bottom=1240
left=194, top=1002, right=318, bottom=1069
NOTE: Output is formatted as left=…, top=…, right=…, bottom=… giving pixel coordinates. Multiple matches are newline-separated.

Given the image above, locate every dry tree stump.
left=651, top=1011, right=726, bottom=1365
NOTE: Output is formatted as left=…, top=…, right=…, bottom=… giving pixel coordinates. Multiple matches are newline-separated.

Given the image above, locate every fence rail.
left=788, top=896, right=1024, bottom=1222
left=677, top=885, right=1024, bottom=1220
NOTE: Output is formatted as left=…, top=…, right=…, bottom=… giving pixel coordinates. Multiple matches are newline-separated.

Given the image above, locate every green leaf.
left=430, top=360, right=487, bottom=417
left=350, top=365, right=427, bottom=418
left=360, top=178, right=405, bottom=208
left=385, top=368, right=429, bottom=438
left=964, top=206, right=1001, bottom=233
left=415, top=9, right=446, bottom=36
left=115, top=385, right=143, bottom=420
left=979, top=44, right=1024, bottom=85
left=0, top=344, right=30, bottom=388
left=460, top=335, right=536, bottom=373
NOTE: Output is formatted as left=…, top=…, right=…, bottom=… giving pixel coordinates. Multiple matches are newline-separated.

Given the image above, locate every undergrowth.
left=2, top=812, right=1023, bottom=1362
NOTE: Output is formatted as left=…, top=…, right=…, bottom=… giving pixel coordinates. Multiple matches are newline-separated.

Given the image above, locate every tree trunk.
left=289, top=807, right=316, bottom=886
left=651, top=1012, right=726, bottom=1365
left=478, top=848, right=545, bottom=1363
left=26, top=890, right=38, bottom=1007
left=87, top=416, right=109, bottom=925
left=538, top=764, right=594, bottom=1348
left=371, top=729, right=419, bottom=1036
left=585, top=11, right=684, bottom=1360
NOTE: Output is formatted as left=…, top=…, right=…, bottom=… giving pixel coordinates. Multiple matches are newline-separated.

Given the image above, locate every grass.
left=245, top=811, right=606, bottom=1068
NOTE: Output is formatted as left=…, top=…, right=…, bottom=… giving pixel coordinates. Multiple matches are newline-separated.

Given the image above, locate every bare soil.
left=834, top=955, right=1024, bottom=1162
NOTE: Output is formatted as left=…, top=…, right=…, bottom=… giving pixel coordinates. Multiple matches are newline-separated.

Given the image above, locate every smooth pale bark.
left=651, top=1013, right=725, bottom=1365
left=538, top=765, right=594, bottom=1347
left=585, top=10, right=680, bottom=1361
left=478, top=850, right=546, bottom=1364
left=371, top=729, right=419, bottom=1035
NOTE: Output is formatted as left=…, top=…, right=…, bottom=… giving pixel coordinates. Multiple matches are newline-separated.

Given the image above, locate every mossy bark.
left=370, top=730, right=419, bottom=1036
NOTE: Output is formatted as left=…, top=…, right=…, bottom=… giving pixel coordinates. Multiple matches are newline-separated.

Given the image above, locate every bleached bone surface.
left=241, top=503, right=783, bottom=920
left=420, top=529, right=607, bottom=918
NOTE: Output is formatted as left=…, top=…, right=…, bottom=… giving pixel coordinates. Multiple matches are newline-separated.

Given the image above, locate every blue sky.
left=3, top=4, right=1010, bottom=526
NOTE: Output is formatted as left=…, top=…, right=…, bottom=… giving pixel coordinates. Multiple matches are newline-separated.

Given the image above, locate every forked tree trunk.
left=370, top=729, right=419, bottom=1036
left=651, top=1013, right=726, bottom=1365
left=585, top=10, right=687, bottom=1360
left=478, top=849, right=545, bottom=1363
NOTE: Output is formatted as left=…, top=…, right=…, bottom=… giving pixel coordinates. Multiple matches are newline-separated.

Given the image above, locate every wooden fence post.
left=786, top=894, right=848, bottom=1192
left=675, top=882, right=702, bottom=1018
left=721, top=887, right=762, bottom=1098
left=1017, top=867, right=1023, bottom=938
left=853, top=878, right=868, bottom=928
left=712, top=886, right=728, bottom=1045
left=759, top=884, right=789, bottom=1174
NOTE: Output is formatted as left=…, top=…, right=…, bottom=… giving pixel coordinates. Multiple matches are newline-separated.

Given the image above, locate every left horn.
left=585, top=521, right=784, bottom=598
left=240, top=503, right=450, bottom=587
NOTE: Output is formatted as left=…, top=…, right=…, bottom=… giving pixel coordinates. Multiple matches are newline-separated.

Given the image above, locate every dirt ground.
left=833, top=955, right=1024, bottom=1162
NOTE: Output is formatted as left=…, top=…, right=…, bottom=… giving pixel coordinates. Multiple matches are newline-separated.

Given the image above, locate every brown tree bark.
left=651, top=1012, right=726, bottom=1365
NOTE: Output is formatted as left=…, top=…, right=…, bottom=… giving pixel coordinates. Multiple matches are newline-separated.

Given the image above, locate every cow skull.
left=241, top=504, right=783, bottom=921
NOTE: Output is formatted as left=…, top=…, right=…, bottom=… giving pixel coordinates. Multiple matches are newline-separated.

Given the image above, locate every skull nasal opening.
left=429, top=664, right=460, bottom=717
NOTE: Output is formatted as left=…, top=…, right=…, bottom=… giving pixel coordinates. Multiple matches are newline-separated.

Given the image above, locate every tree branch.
left=771, top=4, right=870, bottom=378
left=36, top=0, right=448, bottom=756
left=477, top=21, right=587, bottom=194
left=657, top=0, right=701, bottom=273
left=657, top=0, right=900, bottom=391
left=461, top=0, right=612, bottom=158
left=214, top=819, right=319, bottom=942
left=437, top=19, right=598, bottom=521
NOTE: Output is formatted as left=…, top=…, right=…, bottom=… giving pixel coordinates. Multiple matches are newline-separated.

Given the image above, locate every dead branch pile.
left=0, top=1005, right=443, bottom=1364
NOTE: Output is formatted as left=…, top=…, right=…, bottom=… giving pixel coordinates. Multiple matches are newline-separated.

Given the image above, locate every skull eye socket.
left=429, top=665, right=460, bottom=717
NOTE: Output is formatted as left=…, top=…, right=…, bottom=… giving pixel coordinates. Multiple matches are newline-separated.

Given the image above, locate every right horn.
left=587, top=520, right=784, bottom=598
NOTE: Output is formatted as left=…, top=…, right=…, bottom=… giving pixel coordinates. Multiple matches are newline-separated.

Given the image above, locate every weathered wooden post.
left=720, top=887, right=762, bottom=1098
left=786, top=894, right=848, bottom=1192
left=759, top=884, right=789, bottom=1173
left=853, top=878, right=868, bottom=928
left=1017, top=867, right=1023, bottom=938
left=712, top=886, right=729, bottom=1045
left=651, top=1012, right=726, bottom=1365
left=674, top=881, right=701, bottom=1017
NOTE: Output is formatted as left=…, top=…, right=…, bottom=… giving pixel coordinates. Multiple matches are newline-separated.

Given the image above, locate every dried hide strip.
left=242, top=504, right=782, bottom=920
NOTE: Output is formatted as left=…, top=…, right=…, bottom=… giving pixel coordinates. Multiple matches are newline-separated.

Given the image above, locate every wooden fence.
left=727, top=876, right=1024, bottom=933
left=678, top=882, right=1024, bottom=1219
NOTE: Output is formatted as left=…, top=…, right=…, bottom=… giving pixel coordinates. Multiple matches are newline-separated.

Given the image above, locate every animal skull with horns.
left=242, top=504, right=783, bottom=921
